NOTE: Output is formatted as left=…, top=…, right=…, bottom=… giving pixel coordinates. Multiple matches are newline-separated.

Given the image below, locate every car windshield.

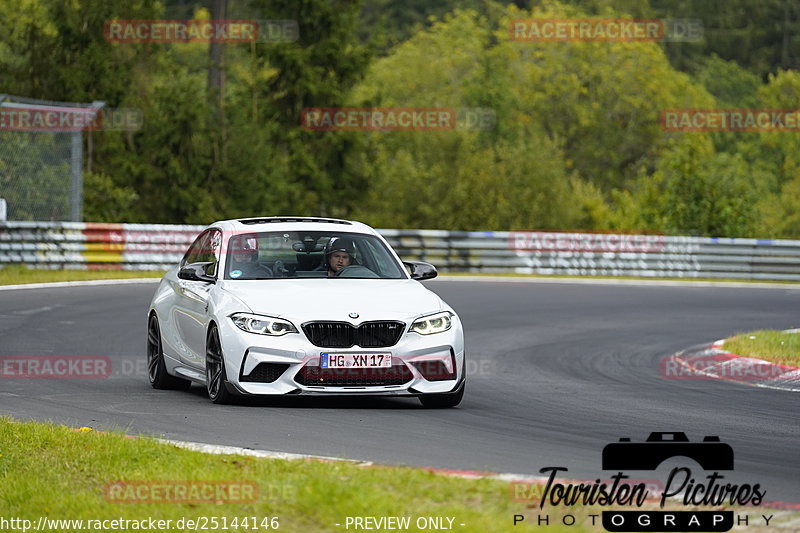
left=224, top=231, right=406, bottom=280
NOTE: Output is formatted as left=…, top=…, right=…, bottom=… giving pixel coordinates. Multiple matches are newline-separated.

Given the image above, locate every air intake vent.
left=240, top=363, right=289, bottom=383
left=295, top=364, right=413, bottom=387
left=411, top=360, right=456, bottom=381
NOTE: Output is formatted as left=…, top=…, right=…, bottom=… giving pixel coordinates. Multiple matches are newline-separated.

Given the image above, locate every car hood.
left=220, top=279, right=444, bottom=322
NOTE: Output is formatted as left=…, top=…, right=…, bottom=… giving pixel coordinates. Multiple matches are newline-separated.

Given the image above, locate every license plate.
left=320, top=353, right=391, bottom=368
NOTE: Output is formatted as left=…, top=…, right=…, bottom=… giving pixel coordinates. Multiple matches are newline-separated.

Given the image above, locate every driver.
left=228, top=234, right=273, bottom=279
left=322, top=237, right=356, bottom=277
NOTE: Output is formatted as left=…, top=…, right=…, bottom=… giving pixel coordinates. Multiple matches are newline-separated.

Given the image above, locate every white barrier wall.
left=1, top=222, right=800, bottom=280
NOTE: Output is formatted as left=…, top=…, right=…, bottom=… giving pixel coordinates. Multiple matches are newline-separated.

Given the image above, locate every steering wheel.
left=335, top=265, right=379, bottom=278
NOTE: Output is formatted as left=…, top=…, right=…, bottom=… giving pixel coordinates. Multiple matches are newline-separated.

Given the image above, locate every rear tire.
left=206, top=325, right=236, bottom=404
left=419, top=381, right=464, bottom=408
left=147, top=314, right=191, bottom=390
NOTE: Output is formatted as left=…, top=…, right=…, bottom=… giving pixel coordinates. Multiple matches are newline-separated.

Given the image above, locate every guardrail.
left=0, top=222, right=202, bottom=271
left=1, top=222, right=799, bottom=280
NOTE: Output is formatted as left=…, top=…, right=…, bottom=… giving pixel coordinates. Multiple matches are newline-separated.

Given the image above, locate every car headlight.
left=410, top=311, right=453, bottom=335
left=230, top=313, right=298, bottom=336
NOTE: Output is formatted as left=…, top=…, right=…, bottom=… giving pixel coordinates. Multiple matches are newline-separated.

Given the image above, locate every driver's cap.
left=325, top=236, right=355, bottom=256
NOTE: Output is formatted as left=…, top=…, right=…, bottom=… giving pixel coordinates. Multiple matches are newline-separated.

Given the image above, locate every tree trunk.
left=208, top=0, right=228, bottom=165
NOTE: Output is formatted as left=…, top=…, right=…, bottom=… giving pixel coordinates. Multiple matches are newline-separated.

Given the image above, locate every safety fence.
left=1, top=221, right=800, bottom=281
left=0, top=94, right=102, bottom=222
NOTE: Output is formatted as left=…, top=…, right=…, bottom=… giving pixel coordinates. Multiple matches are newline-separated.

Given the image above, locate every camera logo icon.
left=602, top=432, right=734, bottom=471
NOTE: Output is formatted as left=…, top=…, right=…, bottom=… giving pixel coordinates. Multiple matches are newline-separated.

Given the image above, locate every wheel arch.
left=206, top=319, right=220, bottom=341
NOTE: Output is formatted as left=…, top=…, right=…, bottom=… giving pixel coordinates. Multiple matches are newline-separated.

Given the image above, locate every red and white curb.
left=670, top=330, right=800, bottom=392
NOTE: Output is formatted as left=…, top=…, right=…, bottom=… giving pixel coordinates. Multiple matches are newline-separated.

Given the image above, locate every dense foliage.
left=1, top=0, right=799, bottom=237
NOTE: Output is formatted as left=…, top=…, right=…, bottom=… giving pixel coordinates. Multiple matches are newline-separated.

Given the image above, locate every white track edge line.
left=436, top=275, right=800, bottom=289
left=1, top=275, right=797, bottom=290
left=158, top=438, right=548, bottom=483
left=0, top=278, right=160, bottom=291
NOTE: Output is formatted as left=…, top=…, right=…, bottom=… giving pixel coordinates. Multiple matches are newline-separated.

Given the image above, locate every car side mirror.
left=178, top=262, right=216, bottom=283
left=403, top=261, right=438, bottom=281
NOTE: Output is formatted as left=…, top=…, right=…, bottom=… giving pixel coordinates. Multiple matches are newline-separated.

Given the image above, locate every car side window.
left=202, top=230, right=221, bottom=277
left=360, top=239, right=403, bottom=277
left=181, top=229, right=221, bottom=277
left=181, top=231, right=209, bottom=267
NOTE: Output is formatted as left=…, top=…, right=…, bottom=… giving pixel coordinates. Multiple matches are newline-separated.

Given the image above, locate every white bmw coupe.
left=147, top=217, right=465, bottom=407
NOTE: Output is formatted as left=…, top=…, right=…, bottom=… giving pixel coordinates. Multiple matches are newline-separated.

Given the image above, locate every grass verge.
left=0, top=265, right=165, bottom=286
left=0, top=417, right=578, bottom=533
left=723, top=330, right=800, bottom=367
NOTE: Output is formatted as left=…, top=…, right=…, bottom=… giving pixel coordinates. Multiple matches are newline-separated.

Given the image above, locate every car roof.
left=210, top=216, right=379, bottom=236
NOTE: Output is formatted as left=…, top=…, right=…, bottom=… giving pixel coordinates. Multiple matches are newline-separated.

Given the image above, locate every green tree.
left=616, top=136, right=767, bottom=237
left=82, top=171, right=139, bottom=222
left=653, top=0, right=800, bottom=77
left=352, top=5, right=716, bottom=230
left=752, top=70, right=800, bottom=236
left=245, top=0, right=372, bottom=217
left=0, top=0, right=163, bottom=103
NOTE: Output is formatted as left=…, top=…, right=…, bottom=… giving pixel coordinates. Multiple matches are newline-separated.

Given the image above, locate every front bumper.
left=217, top=316, right=465, bottom=396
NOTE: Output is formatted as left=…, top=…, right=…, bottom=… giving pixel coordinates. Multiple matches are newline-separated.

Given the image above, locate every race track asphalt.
left=1, top=279, right=798, bottom=502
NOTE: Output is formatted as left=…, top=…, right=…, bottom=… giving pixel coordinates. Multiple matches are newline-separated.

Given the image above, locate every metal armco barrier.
left=1, top=222, right=800, bottom=281
left=380, top=230, right=800, bottom=281
left=0, top=222, right=203, bottom=271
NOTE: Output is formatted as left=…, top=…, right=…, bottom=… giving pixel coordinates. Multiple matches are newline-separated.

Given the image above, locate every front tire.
left=206, top=324, right=236, bottom=404
left=147, top=314, right=191, bottom=390
left=419, top=381, right=465, bottom=408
